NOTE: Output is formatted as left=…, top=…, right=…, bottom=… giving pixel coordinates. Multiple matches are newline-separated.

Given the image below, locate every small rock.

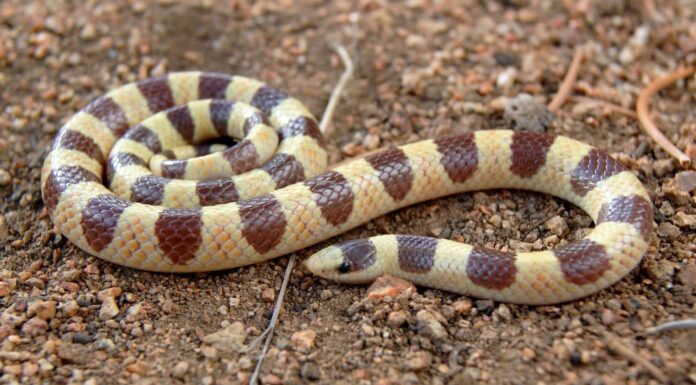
left=171, top=361, right=189, bottom=379
left=656, top=222, right=681, bottom=239
left=653, top=159, right=674, bottom=177
left=291, top=329, right=316, bottom=352
left=28, top=300, right=56, bottom=320
left=675, top=170, right=696, bottom=193
left=452, top=298, right=473, bottom=314
left=521, top=347, right=536, bottom=361
left=320, top=289, right=333, bottom=300
left=387, top=310, right=407, bottom=327
left=366, top=274, right=416, bottom=299
left=601, top=309, right=619, bottom=326
left=57, top=343, right=90, bottom=364
left=0, top=169, right=10, bottom=186
left=126, top=361, right=149, bottom=375
left=97, top=287, right=122, bottom=302
left=475, top=299, right=495, bottom=313
left=21, top=317, right=48, bottom=336
left=496, top=304, right=512, bottom=321
left=203, top=322, right=246, bottom=352
left=262, top=288, right=275, bottom=302
left=162, top=299, right=177, bottom=314
left=61, top=269, right=81, bottom=282
left=73, top=333, right=92, bottom=344
left=494, top=51, right=519, bottom=66
left=300, top=362, right=321, bottom=381
left=416, top=310, right=447, bottom=340
left=672, top=212, right=696, bottom=228
left=676, top=265, right=696, bottom=289
left=545, top=216, right=568, bottom=237
left=60, top=300, right=80, bottom=317
left=98, top=297, right=119, bottom=320
left=643, top=259, right=675, bottom=283
left=405, top=351, right=432, bottom=370
left=504, top=93, right=554, bottom=133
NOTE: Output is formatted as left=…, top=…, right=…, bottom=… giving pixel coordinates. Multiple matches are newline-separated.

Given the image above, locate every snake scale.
left=41, top=72, right=653, bottom=305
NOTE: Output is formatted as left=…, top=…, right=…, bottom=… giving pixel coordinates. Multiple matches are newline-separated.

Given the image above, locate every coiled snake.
left=41, top=72, right=653, bottom=304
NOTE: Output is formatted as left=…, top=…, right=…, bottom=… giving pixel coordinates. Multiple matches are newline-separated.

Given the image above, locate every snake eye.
left=338, top=261, right=351, bottom=274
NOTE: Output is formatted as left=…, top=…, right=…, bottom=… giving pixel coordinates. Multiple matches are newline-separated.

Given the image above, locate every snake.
left=41, top=72, right=653, bottom=305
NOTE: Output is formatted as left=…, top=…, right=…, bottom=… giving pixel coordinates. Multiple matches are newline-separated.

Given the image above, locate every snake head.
left=305, top=239, right=383, bottom=284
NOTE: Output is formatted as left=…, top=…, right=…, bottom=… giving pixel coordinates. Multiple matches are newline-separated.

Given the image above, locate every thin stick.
left=548, top=49, right=584, bottom=113
left=248, top=45, right=354, bottom=385
left=604, top=333, right=669, bottom=383
left=248, top=255, right=295, bottom=385
left=636, top=66, right=695, bottom=168
left=319, top=45, right=354, bottom=135
left=647, top=319, right=696, bottom=333
left=571, top=96, right=638, bottom=118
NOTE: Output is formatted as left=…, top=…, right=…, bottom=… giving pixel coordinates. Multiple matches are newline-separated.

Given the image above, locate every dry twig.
left=571, top=96, right=638, bottom=118
left=548, top=49, right=584, bottom=113
left=319, top=45, right=354, bottom=136
left=647, top=319, right=696, bottom=333
left=636, top=66, right=695, bottom=168
left=248, top=43, right=354, bottom=385
left=604, top=332, right=669, bottom=383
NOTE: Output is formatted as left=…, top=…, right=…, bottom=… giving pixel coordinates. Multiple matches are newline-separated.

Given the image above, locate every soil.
left=1, top=1, right=695, bottom=385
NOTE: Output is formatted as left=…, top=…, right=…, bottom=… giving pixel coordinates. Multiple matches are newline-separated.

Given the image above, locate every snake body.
left=41, top=72, right=653, bottom=304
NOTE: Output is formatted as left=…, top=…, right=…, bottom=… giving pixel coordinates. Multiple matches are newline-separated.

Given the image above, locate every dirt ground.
left=1, top=0, right=695, bottom=384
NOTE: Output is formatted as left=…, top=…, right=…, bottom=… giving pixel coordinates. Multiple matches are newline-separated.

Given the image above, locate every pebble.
left=675, top=170, right=696, bottom=193
left=61, top=269, right=81, bottom=282
left=126, top=361, right=149, bottom=375
left=0, top=169, right=10, bottom=186
left=672, top=212, right=696, bottom=228
left=387, top=310, right=407, bottom=327
left=262, top=288, right=275, bottom=302
left=643, top=259, right=675, bottom=283
left=521, top=347, right=536, bottom=361
left=60, top=300, right=80, bottom=317
left=300, top=362, right=321, bottom=381
left=320, top=289, right=333, bottom=300
left=452, top=298, right=473, bottom=314
left=203, top=322, right=246, bottom=352
left=656, top=222, right=681, bottom=238
left=652, top=159, right=674, bottom=177
left=475, top=299, right=495, bottom=313
left=261, top=374, right=282, bottom=385
left=366, top=274, right=416, bottom=299
left=676, top=265, right=696, bottom=288
left=545, top=216, right=568, bottom=237
left=171, top=361, right=190, bottom=379
left=97, top=287, right=122, bottom=302
left=27, top=300, right=56, bottom=320
left=98, top=297, right=119, bottom=320
left=496, top=304, right=512, bottom=321
left=416, top=310, right=447, bottom=340
left=405, top=351, right=432, bottom=370
left=503, top=94, right=553, bottom=133
left=291, top=329, right=316, bottom=352
left=21, top=316, right=48, bottom=336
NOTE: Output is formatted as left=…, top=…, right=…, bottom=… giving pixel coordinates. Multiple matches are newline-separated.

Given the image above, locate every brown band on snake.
left=137, top=76, right=175, bottom=113
left=278, top=116, right=326, bottom=147
left=223, top=140, right=260, bottom=175
left=83, top=96, right=129, bottom=136
left=243, top=113, right=270, bottom=137
left=209, top=100, right=234, bottom=137
left=338, top=239, right=377, bottom=272
left=155, top=208, right=202, bottom=264
left=81, top=194, right=131, bottom=252
left=304, top=171, right=354, bottom=226
left=570, top=149, right=626, bottom=196
left=53, top=130, right=105, bottom=164
left=160, top=160, right=187, bottom=179
left=199, top=73, right=232, bottom=100
left=130, top=175, right=169, bottom=205
left=43, top=166, right=100, bottom=212
left=597, top=195, right=653, bottom=242
left=553, top=240, right=609, bottom=285
left=434, top=133, right=478, bottom=183
left=123, top=125, right=162, bottom=154
left=466, top=247, right=517, bottom=289
left=510, top=131, right=555, bottom=178
left=396, top=235, right=436, bottom=273
left=106, top=152, right=147, bottom=182
left=166, top=106, right=196, bottom=142
left=196, top=180, right=240, bottom=205
left=239, top=195, right=287, bottom=254
left=365, top=148, right=414, bottom=201
left=251, top=86, right=289, bottom=115
left=261, top=153, right=306, bottom=188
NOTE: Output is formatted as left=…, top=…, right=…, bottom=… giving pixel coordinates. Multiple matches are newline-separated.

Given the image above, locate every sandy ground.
left=0, top=1, right=695, bottom=384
